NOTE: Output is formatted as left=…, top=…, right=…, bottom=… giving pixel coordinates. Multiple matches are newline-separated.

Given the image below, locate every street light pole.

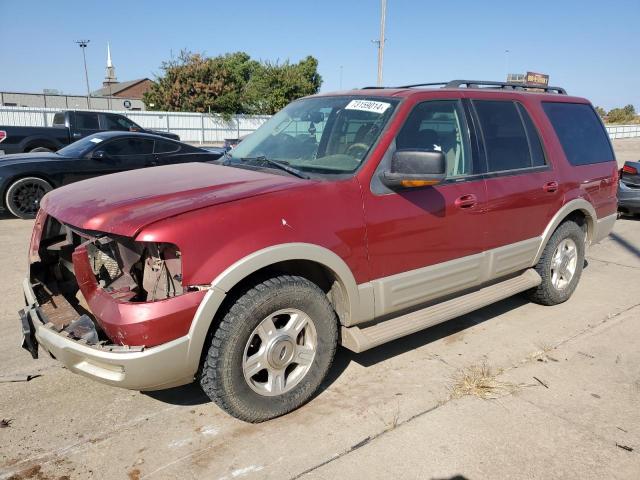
left=76, top=40, right=91, bottom=109
left=376, top=0, right=387, bottom=87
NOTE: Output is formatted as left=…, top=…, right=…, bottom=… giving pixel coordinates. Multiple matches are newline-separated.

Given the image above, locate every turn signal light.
left=400, top=179, right=440, bottom=188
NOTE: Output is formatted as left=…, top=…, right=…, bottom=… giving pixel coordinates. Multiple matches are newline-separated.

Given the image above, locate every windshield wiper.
left=235, top=155, right=311, bottom=179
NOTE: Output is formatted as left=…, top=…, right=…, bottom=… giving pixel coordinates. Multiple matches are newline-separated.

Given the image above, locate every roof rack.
left=364, top=80, right=567, bottom=95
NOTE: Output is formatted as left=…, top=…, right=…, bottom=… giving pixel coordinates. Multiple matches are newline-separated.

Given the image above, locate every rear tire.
left=199, top=275, right=338, bottom=422
left=528, top=221, right=585, bottom=306
left=5, top=177, right=52, bottom=219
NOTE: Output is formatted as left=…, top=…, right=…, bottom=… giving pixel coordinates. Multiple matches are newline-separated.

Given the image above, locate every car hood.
left=0, top=152, right=61, bottom=166
left=41, top=163, right=306, bottom=237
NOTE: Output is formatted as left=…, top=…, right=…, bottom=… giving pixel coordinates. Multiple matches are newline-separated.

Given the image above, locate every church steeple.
left=103, top=43, right=118, bottom=87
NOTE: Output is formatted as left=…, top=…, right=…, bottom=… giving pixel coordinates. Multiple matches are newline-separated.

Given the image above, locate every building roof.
left=92, top=78, right=152, bottom=97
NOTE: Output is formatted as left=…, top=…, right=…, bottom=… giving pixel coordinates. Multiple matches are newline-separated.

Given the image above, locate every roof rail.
left=443, top=80, right=567, bottom=95
left=364, top=80, right=567, bottom=95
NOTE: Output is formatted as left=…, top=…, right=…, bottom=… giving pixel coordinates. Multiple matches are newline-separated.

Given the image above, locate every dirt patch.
left=6, top=463, right=70, bottom=480
left=127, top=468, right=141, bottom=480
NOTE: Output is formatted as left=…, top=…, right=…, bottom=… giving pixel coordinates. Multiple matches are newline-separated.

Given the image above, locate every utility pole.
left=372, top=0, right=387, bottom=87
left=76, top=40, right=91, bottom=108
left=504, top=49, right=510, bottom=81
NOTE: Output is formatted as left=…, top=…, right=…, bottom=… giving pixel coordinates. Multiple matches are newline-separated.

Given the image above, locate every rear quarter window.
left=542, top=102, right=614, bottom=166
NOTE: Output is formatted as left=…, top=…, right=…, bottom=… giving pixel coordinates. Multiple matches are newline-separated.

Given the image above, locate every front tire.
left=528, top=220, right=585, bottom=306
left=5, top=177, right=52, bottom=219
left=199, top=275, right=338, bottom=422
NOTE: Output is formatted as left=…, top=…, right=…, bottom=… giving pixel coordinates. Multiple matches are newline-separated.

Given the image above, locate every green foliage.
left=143, top=51, right=322, bottom=116
left=607, top=104, right=638, bottom=124
left=594, top=106, right=606, bottom=118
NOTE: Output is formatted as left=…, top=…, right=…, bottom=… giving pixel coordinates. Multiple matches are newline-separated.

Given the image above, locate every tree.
left=143, top=51, right=322, bottom=115
left=607, top=104, right=637, bottom=124
left=143, top=51, right=258, bottom=115
left=244, top=56, right=322, bottom=115
left=594, top=106, right=606, bottom=118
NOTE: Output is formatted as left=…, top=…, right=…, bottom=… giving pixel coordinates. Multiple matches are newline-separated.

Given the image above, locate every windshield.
left=57, top=134, right=108, bottom=157
left=229, top=96, right=399, bottom=174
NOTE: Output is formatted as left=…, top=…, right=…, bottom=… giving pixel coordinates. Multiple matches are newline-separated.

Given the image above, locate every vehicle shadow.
left=145, top=294, right=530, bottom=407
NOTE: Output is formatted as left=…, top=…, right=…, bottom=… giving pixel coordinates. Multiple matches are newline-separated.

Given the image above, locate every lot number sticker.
left=90, top=138, right=103, bottom=143
left=345, top=99, right=391, bottom=114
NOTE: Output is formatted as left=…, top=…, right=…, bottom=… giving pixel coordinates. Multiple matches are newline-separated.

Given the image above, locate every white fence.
left=606, top=124, right=640, bottom=140
left=0, top=106, right=270, bottom=144
left=1, top=106, right=638, bottom=143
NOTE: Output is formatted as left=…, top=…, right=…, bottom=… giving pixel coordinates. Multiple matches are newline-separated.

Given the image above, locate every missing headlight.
left=85, top=237, right=183, bottom=302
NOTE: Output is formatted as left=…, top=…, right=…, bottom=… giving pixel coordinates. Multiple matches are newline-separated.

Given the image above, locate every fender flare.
left=20, top=135, right=63, bottom=152
left=532, top=198, right=596, bottom=264
left=184, top=243, right=369, bottom=370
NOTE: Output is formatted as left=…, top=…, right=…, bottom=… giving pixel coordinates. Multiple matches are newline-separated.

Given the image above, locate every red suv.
left=19, top=80, right=618, bottom=422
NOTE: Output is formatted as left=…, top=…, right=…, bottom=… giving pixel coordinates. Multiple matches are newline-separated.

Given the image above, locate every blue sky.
left=1, top=0, right=638, bottom=110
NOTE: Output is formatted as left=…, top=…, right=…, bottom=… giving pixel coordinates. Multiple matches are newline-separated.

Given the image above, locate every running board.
left=341, top=268, right=541, bottom=353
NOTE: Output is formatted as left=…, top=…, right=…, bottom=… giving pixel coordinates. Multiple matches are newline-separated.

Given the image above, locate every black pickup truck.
left=0, top=110, right=179, bottom=154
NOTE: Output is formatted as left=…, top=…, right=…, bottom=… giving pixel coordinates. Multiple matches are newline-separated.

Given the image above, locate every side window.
left=52, top=113, right=66, bottom=127
left=516, top=103, right=546, bottom=167
left=154, top=140, right=180, bottom=154
left=542, top=102, right=614, bottom=165
left=76, top=112, right=99, bottom=130
left=473, top=100, right=532, bottom=172
left=396, top=100, right=472, bottom=177
left=100, top=114, right=133, bottom=131
left=102, top=138, right=154, bottom=156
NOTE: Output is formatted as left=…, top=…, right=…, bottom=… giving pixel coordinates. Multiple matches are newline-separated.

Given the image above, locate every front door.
left=66, top=136, right=156, bottom=184
left=363, top=99, right=488, bottom=317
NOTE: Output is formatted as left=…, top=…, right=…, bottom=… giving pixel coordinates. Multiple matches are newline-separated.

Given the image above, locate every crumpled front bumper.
left=20, top=278, right=199, bottom=391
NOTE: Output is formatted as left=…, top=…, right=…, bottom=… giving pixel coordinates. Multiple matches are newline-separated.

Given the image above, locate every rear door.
left=471, top=98, right=562, bottom=274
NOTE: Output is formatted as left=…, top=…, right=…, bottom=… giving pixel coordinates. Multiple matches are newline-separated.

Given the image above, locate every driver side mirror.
left=92, top=150, right=107, bottom=160
left=381, top=150, right=446, bottom=189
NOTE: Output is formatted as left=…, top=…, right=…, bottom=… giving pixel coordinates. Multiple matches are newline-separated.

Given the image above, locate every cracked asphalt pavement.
left=1, top=139, right=639, bottom=480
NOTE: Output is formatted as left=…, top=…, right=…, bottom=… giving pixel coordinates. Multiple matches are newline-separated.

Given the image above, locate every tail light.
left=0, top=130, right=6, bottom=143
left=622, top=164, right=638, bottom=175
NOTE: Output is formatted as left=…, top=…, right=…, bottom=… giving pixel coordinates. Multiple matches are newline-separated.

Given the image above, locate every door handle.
left=543, top=181, right=559, bottom=193
left=454, top=194, right=477, bottom=209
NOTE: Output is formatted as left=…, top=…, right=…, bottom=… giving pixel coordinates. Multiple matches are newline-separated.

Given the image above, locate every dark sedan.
left=1, top=132, right=224, bottom=219
left=618, top=160, right=640, bottom=216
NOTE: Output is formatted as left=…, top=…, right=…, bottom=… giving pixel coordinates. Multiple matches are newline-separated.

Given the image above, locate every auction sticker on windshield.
left=90, top=138, right=103, bottom=143
left=345, top=99, right=391, bottom=114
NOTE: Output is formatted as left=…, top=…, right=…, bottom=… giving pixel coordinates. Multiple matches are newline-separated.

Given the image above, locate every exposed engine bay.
left=29, top=215, right=186, bottom=348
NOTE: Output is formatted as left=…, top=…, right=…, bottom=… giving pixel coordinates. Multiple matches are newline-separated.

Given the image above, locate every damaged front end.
left=23, top=213, right=207, bottom=359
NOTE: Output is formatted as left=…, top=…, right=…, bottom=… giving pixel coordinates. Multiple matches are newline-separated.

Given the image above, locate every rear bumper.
left=618, top=183, right=640, bottom=214
left=21, top=278, right=196, bottom=391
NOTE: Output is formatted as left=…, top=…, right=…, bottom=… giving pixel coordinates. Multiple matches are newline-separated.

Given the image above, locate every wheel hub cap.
left=267, top=336, right=296, bottom=369
left=242, top=308, right=317, bottom=397
left=551, top=238, right=578, bottom=291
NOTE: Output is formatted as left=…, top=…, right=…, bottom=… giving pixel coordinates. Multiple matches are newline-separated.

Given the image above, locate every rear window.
left=542, top=102, right=614, bottom=166
left=154, top=140, right=180, bottom=153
